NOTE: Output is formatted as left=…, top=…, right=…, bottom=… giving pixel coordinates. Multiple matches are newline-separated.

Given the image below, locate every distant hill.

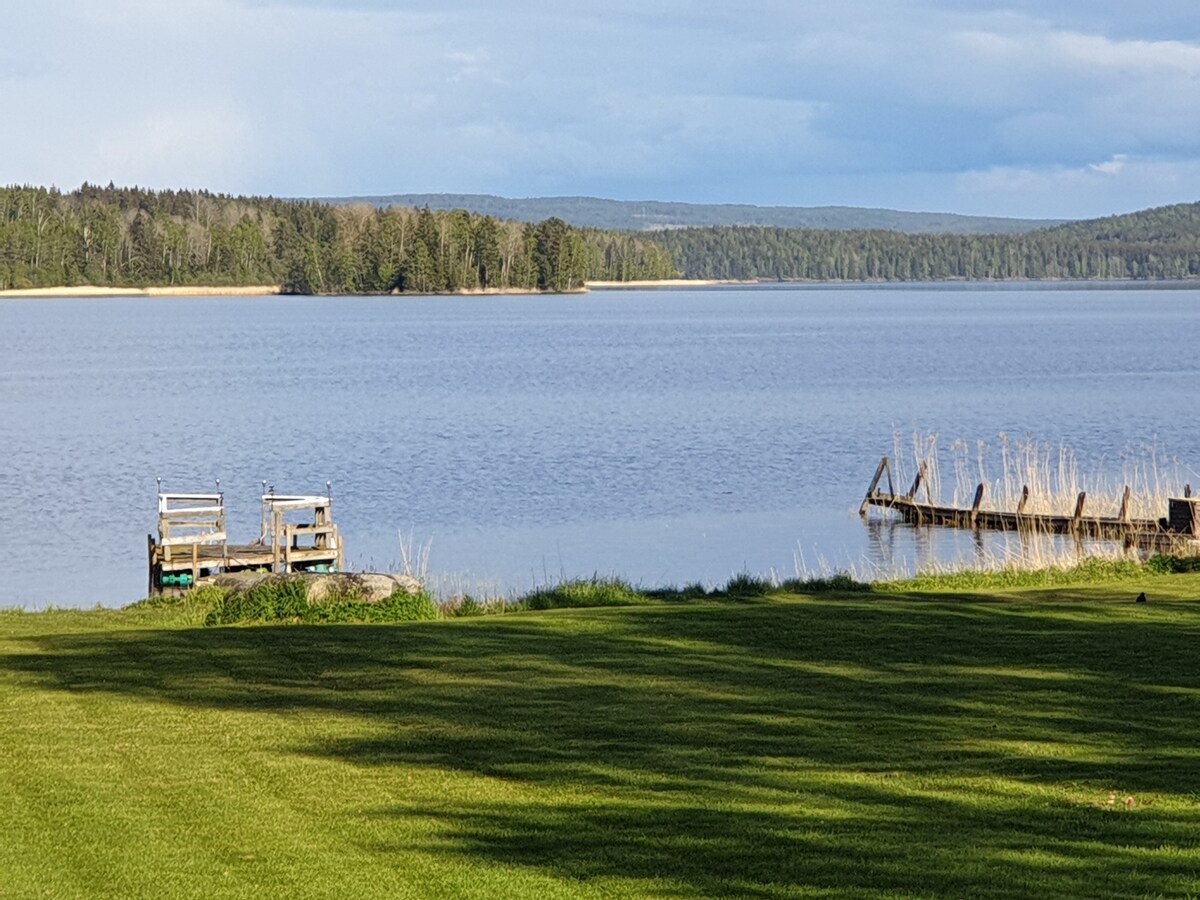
left=648, top=199, right=1200, bottom=281
left=1042, top=200, right=1200, bottom=243
left=318, top=193, right=1065, bottom=235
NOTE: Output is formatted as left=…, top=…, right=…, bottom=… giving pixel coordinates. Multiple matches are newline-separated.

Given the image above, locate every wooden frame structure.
left=859, top=456, right=1198, bottom=550
left=148, top=487, right=343, bottom=593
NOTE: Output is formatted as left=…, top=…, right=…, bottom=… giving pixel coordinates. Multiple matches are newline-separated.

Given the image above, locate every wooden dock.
left=148, top=488, right=344, bottom=593
left=859, top=457, right=1199, bottom=549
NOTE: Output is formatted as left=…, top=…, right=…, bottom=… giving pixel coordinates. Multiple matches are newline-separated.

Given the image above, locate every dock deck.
left=148, top=489, right=343, bottom=592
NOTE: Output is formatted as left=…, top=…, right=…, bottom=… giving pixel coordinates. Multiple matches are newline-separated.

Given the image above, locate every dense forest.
left=649, top=202, right=1200, bottom=281
left=4, top=184, right=1200, bottom=291
left=0, top=184, right=677, bottom=293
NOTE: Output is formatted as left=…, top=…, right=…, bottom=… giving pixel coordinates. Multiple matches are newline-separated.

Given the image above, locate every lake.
left=1, top=283, right=1197, bottom=608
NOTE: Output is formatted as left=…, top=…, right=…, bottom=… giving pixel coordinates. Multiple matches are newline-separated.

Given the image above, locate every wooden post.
left=860, top=457, right=889, bottom=517
left=1017, top=485, right=1029, bottom=515
left=1072, top=492, right=1086, bottom=532
left=147, top=534, right=157, bottom=596
left=1119, top=486, right=1131, bottom=523
left=970, top=483, right=984, bottom=528
left=906, top=462, right=927, bottom=500
left=191, top=543, right=200, bottom=587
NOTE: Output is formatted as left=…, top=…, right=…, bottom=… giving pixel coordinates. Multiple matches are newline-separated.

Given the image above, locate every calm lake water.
left=2, top=283, right=1197, bottom=608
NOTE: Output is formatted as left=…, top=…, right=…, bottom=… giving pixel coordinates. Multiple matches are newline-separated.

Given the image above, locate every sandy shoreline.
left=585, top=278, right=748, bottom=289
left=1, top=280, right=744, bottom=299
left=0, top=285, right=282, bottom=298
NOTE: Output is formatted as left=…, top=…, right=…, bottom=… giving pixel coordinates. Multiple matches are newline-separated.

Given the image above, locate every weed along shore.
left=4, top=560, right=1200, bottom=897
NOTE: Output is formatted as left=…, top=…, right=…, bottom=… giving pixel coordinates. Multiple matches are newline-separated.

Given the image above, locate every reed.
left=892, top=430, right=1194, bottom=519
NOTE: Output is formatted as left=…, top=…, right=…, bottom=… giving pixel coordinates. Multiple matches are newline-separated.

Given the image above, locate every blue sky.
left=3, top=1, right=1198, bottom=218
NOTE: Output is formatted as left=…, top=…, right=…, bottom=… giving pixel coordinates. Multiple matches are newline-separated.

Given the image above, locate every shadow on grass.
left=5, top=599, right=1200, bottom=896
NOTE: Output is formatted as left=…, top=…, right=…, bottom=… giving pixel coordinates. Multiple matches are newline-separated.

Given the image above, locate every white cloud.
left=1089, top=155, right=1127, bottom=176
left=953, top=156, right=1200, bottom=218
left=3, top=1, right=1200, bottom=215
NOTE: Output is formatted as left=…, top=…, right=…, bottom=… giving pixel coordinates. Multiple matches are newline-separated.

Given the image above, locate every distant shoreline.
left=584, top=278, right=748, bottom=289
left=0, top=285, right=283, bottom=299
left=0, top=281, right=738, bottom=299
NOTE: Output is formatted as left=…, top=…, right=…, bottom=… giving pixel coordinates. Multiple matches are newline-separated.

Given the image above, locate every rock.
left=304, top=572, right=422, bottom=604
left=212, top=571, right=423, bottom=605
left=213, top=571, right=273, bottom=591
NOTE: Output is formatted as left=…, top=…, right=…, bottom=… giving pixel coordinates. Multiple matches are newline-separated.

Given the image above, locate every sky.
left=3, top=0, right=1199, bottom=219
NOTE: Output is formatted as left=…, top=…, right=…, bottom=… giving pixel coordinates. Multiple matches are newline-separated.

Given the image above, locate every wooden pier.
left=859, top=457, right=1199, bottom=549
left=148, top=488, right=343, bottom=593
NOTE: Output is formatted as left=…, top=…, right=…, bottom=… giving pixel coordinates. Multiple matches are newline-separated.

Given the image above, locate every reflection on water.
left=860, top=514, right=1143, bottom=580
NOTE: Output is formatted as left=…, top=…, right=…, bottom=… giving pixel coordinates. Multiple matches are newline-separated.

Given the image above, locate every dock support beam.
left=860, top=457, right=892, bottom=517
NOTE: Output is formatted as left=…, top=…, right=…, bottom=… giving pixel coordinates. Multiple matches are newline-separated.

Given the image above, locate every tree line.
left=649, top=206, right=1200, bottom=282
left=0, top=184, right=678, bottom=293
left=5, top=184, right=1199, bottom=291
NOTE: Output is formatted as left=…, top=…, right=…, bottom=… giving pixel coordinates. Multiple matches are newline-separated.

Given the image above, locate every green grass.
left=3, top=570, right=1200, bottom=897
left=201, top=578, right=439, bottom=626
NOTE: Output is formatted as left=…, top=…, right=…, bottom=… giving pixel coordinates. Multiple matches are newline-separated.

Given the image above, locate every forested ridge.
left=329, top=192, right=1060, bottom=234
left=0, top=184, right=677, bottom=293
left=4, top=184, right=1200, bottom=291
left=649, top=202, right=1200, bottom=281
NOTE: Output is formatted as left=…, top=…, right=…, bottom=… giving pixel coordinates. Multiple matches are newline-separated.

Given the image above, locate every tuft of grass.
left=780, top=573, right=874, bottom=594
left=443, top=594, right=487, bottom=617
left=1147, top=553, right=1200, bottom=575
left=643, top=582, right=711, bottom=602
left=875, top=556, right=1148, bottom=594
left=716, top=572, right=775, bottom=599
left=517, top=576, right=648, bottom=611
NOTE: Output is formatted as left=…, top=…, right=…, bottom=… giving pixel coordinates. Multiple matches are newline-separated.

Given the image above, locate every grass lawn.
left=2, top=573, right=1200, bottom=898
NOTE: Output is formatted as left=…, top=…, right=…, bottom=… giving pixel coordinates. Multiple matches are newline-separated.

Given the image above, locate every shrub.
left=204, top=576, right=438, bottom=625
left=205, top=577, right=307, bottom=625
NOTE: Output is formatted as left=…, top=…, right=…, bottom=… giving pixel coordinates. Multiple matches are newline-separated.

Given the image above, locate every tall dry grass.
left=891, top=431, right=1194, bottom=520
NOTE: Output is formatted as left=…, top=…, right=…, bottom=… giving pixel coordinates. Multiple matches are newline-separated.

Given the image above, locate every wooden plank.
left=860, top=457, right=889, bottom=517
left=158, top=507, right=224, bottom=519
left=263, top=498, right=332, bottom=512
left=160, top=532, right=227, bottom=547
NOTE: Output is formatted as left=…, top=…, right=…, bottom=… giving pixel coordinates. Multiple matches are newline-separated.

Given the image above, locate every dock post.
left=859, top=457, right=890, bottom=517
left=906, top=462, right=927, bottom=501
left=1072, top=492, right=1087, bottom=533
left=1017, top=485, right=1029, bottom=516
left=1119, top=486, right=1131, bottom=524
left=969, top=483, right=984, bottom=528
left=147, top=534, right=157, bottom=597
